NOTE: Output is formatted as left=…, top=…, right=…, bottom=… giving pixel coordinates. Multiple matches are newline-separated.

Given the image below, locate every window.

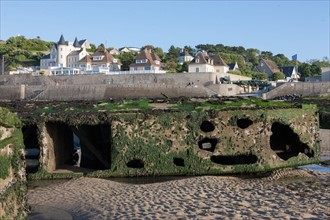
left=134, top=67, right=138, bottom=71
left=136, top=59, right=147, bottom=63
left=196, top=58, right=199, bottom=63
left=196, top=68, right=199, bottom=72
left=145, top=66, right=151, bottom=70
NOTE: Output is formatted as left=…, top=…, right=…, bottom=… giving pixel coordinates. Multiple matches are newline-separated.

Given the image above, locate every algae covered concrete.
left=20, top=98, right=320, bottom=178
left=0, top=107, right=26, bottom=219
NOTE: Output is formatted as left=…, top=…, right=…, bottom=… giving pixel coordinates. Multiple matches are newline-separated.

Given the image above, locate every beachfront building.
left=40, top=35, right=91, bottom=70
left=78, top=48, right=121, bottom=74
left=129, top=48, right=165, bottom=73
left=188, top=51, right=229, bottom=74
left=278, top=66, right=300, bottom=81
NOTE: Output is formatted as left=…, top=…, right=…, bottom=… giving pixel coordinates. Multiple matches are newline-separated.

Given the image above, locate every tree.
left=117, top=52, right=136, bottom=71
left=260, top=51, right=273, bottom=60
left=272, top=72, right=285, bottom=81
left=97, top=43, right=105, bottom=50
left=87, top=44, right=96, bottom=52
left=298, top=63, right=311, bottom=78
left=272, top=54, right=290, bottom=67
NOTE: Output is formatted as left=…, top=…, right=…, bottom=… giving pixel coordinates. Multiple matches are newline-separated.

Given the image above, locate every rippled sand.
left=28, top=169, right=330, bottom=219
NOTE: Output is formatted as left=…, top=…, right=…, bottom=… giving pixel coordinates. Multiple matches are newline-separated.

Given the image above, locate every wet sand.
left=27, top=169, right=330, bottom=219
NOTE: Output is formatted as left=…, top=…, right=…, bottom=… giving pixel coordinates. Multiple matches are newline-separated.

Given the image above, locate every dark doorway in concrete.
left=22, top=125, right=40, bottom=173
left=237, top=118, right=253, bottom=129
left=173, top=157, right=185, bottom=167
left=200, top=121, right=215, bottom=132
left=211, top=154, right=258, bottom=165
left=270, top=122, right=314, bottom=160
left=198, top=138, right=217, bottom=152
left=126, top=159, right=144, bottom=168
left=46, top=122, right=111, bottom=171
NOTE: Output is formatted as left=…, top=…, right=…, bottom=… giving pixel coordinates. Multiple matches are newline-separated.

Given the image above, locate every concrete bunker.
left=270, top=122, right=314, bottom=160
left=22, top=125, right=40, bottom=173
left=210, top=154, right=258, bottom=165
left=45, top=122, right=111, bottom=171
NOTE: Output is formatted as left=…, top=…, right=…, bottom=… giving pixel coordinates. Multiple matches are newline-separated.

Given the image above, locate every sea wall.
left=0, top=108, right=26, bottom=219
left=27, top=104, right=319, bottom=178
left=264, top=82, right=330, bottom=99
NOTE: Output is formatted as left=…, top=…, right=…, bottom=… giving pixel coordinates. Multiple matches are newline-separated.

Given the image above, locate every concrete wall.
left=206, top=84, right=244, bottom=96
left=264, top=82, right=330, bottom=99
left=0, top=108, right=26, bottom=219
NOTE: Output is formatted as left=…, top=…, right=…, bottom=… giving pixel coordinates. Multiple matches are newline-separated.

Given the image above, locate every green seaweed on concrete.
left=0, top=155, right=11, bottom=179
left=0, top=107, right=22, bottom=128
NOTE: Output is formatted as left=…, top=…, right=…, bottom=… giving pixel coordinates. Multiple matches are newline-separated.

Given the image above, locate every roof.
left=279, top=66, right=295, bottom=77
left=179, top=50, right=192, bottom=57
left=190, top=51, right=212, bottom=65
left=263, top=59, right=280, bottom=73
left=58, top=34, right=66, bottom=45
left=78, top=54, right=92, bottom=63
left=210, top=54, right=228, bottom=67
left=130, top=49, right=162, bottom=67
left=67, top=49, right=83, bottom=56
left=83, top=49, right=121, bottom=64
left=229, top=63, right=236, bottom=70
left=41, top=54, right=50, bottom=59
left=78, top=39, right=87, bottom=46
left=73, top=37, right=80, bottom=47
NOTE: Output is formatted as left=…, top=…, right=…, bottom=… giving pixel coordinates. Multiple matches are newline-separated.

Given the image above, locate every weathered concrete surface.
left=28, top=103, right=320, bottom=178
left=264, top=82, right=330, bottom=99
left=319, top=129, right=330, bottom=157
left=0, top=107, right=26, bottom=219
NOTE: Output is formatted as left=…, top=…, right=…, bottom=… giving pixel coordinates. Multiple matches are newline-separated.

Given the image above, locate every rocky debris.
left=272, top=94, right=302, bottom=101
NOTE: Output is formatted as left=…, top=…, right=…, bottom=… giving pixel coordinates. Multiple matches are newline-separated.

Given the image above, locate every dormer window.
left=155, top=60, right=160, bottom=65
left=136, top=59, right=147, bottom=63
left=113, top=58, right=118, bottom=63
left=93, top=56, right=104, bottom=61
left=196, top=58, right=199, bottom=63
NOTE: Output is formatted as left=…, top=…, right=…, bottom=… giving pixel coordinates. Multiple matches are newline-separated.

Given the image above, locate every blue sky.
left=0, top=0, right=329, bottom=62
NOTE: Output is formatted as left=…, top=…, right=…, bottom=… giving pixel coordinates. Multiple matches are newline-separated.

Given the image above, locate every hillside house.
left=40, top=35, right=91, bottom=70
left=278, top=66, right=300, bottom=81
left=129, top=49, right=165, bottom=73
left=78, top=48, right=121, bottom=74
left=188, top=51, right=228, bottom=74
left=253, top=59, right=280, bottom=79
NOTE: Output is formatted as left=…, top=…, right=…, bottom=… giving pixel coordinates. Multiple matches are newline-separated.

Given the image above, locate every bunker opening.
left=126, top=159, right=144, bottom=169
left=22, top=124, right=40, bottom=173
left=198, top=138, right=217, bottom=152
left=200, top=120, right=215, bottom=132
left=237, top=118, right=253, bottom=129
left=210, top=154, right=258, bottom=165
left=173, top=157, right=185, bottom=167
left=270, top=122, right=314, bottom=161
left=45, top=122, right=111, bottom=172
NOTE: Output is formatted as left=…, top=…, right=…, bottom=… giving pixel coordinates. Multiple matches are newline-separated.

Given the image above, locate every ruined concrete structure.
left=20, top=100, right=320, bottom=178
left=0, top=108, right=26, bottom=219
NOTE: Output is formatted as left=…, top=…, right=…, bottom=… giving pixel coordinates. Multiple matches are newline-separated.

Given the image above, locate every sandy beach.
left=27, top=169, right=330, bottom=220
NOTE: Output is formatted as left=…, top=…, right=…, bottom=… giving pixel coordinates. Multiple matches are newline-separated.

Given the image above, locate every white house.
left=40, top=35, right=91, bottom=70
left=188, top=51, right=229, bottom=74
left=321, top=67, right=330, bottom=81
left=67, top=48, right=88, bottom=69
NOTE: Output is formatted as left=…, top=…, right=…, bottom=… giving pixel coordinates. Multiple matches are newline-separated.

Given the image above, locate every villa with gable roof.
left=129, top=48, right=165, bottom=73
left=40, top=35, right=91, bottom=70
left=188, top=51, right=229, bottom=74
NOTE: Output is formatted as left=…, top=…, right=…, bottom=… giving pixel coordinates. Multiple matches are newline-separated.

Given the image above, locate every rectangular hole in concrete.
left=45, top=122, right=111, bottom=172
left=22, top=124, right=40, bottom=173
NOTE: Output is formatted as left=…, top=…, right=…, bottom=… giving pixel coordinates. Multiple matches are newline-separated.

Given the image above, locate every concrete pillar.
left=20, top=84, right=26, bottom=100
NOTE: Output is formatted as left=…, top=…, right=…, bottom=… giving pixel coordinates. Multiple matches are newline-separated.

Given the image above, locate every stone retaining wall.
left=0, top=107, right=26, bottom=219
